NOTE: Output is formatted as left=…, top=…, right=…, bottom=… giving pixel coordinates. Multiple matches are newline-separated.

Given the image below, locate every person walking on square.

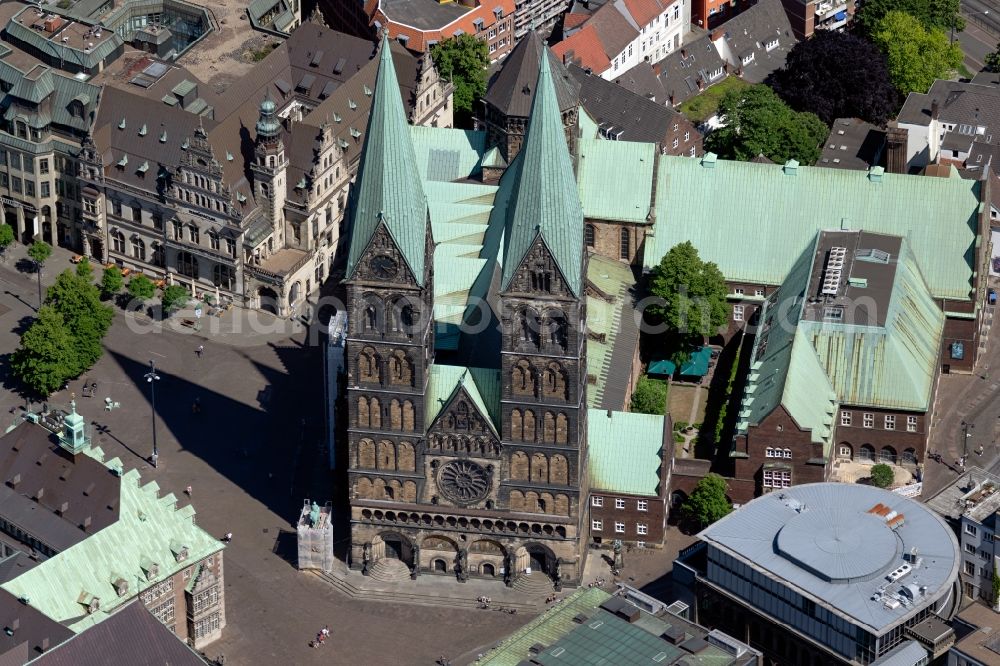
left=196, top=344, right=204, bottom=358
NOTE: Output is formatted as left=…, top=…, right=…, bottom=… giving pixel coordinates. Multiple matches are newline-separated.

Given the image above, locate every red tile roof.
left=564, top=12, right=590, bottom=30
left=552, top=24, right=612, bottom=73
left=621, top=0, right=668, bottom=27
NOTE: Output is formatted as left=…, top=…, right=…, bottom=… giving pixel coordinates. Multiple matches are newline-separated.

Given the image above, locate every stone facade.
left=140, top=550, right=226, bottom=649
left=588, top=492, right=666, bottom=546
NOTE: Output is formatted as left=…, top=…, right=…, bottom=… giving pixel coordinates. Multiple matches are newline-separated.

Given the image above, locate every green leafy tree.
left=986, top=42, right=1000, bottom=73
left=0, top=223, right=13, bottom=256
left=430, top=34, right=489, bottom=124
left=647, top=242, right=728, bottom=345
left=11, top=306, right=78, bottom=396
left=681, top=474, right=732, bottom=528
left=161, top=284, right=189, bottom=314
left=871, top=11, right=963, bottom=95
left=100, top=266, right=123, bottom=299
left=631, top=375, right=668, bottom=415
left=45, top=270, right=114, bottom=376
left=704, top=84, right=828, bottom=164
left=28, top=240, right=51, bottom=265
left=992, top=563, right=1000, bottom=609
left=127, top=275, right=156, bottom=302
left=75, top=257, right=93, bottom=281
left=870, top=463, right=895, bottom=488
left=856, top=0, right=963, bottom=35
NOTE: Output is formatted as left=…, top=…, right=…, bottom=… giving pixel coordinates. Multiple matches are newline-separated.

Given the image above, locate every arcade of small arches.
left=356, top=439, right=416, bottom=472
left=356, top=396, right=416, bottom=432
left=508, top=490, right=570, bottom=515
left=360, top=292, right=422, bottom=337
left=513, top=306, right=569, bottom=351
left=509, top=450, right=570, bottom=485
left=356, top=347, right=415, bottom=386
left=510, top=409, right=569, bottom=444
left=510, top=359, right=569, bottom=400
left=357, top=529, right=566, bottom=581
left=836, top=443, right=918, bottom=467
left=355, top=477, right=419, bottom=502
left=427, top=433, right=501, bottom=458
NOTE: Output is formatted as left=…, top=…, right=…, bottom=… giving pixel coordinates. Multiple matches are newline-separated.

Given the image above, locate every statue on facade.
left=456, top=548, right=469, bottom=582
left=362, top=542, right=372, bottom=576
left=411, top=544, right=420, bottom=580
left=612, top=539, right=624, bottom=575
left=553, top=559, right=563, bottom=592
left=503, top=552, right=513, bottom=587
left=309, top=502, right=321, bottom=527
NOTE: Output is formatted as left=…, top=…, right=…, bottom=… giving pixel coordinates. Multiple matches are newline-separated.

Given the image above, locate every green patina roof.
left=2, top=452, right=223, bottom=632
left=585, top=255, right=636, bottom=408
left=644, top=155, right=982, bottom=301
left=480, top=145, right=507, bottom=169
left=500, top=48, right=584, bottom=296
left=346, top=35, right=429, bottom=285
left=425, top=364, right=501, bottom=433
left=680, top=347, right=712, bottom=377
left=648, top=360, right=675, bottom=376
left=6, top=9, right=123, bottom=71
left=578, top=105, right=599, bottom=140
left=409, top=125, right=486, bottom=182
left=577, top=138, right=655, bottom=224
left=737, top=241, right=839, bottom=449
left=587, top=409, right=663, bottom=496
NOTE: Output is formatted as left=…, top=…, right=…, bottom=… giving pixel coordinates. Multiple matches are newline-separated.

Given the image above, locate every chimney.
left=885, top=126, right=908, bottom=174
left=930, top=100, right=939, bottom=119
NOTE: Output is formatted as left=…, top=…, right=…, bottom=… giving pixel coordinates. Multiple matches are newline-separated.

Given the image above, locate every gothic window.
left=369, top=397, right=381, bottom=428
left=177, top=251, right=197, bottom=278
left=556, top=413, right=568, bottom=444
left=358, top=347, right=381, bottom=383
left=530, top=268, right=552, bottom=292
left=398, top=441, right=415, bottom=471
left=530, top=453, right=548, bottom=484
left=389, top=297, right=417, bottom=335
left=542, top=309, right=567, bottom=350
left=402, top=401, right=415, bottom=432
left=512, top=360, right=535, bottom=397
left=550, top=455, right=568, bottom=484
left=361, top=294, right=382, bottom=333
left=620, top=228, right=630, bottom=260
left=543, top=412, right=555, bottom=443
left=542, top=362, right=568, bottom=400
left=389, top=350, right=413, bottom=385
left=517, top=308, right=539, bottom=347
left=213, top=265, right=235, bottom=290
left=511, top=409, right=523, bottom=440
left=456, top=402, right=469, bottom=430
left=585, top=224, right=595, bottom=248
left=111, top=230, right=125, bottom=253
left=358, top=397, right=370, bottom=427
left=358, top=439, right=376, bottom=468
left=510, top=452, right=529, bottom=481
left=132, top=237, right=145, bottom=261
left=377, top=440, right=396, bottom=470
left=523, top=410, right=536, bottom=441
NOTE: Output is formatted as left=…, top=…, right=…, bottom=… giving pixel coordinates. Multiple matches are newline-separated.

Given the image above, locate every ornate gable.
left=350, top=219, right=418, bottom=286
left=427, top=386, right=501, bottom=459
left=506, top=235, right=575, bottom=298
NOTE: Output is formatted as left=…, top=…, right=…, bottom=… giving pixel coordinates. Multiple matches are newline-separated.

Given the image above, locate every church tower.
left=250, top=95, right=288, bottom=236
left=497, top=51, right=589, bottom=581
left=344, top=35, right=435, bottom=569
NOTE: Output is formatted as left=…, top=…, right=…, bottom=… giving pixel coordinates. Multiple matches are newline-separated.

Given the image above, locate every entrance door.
left=383, top=538, right=403, bottom=560
left=481, top=563, right=496, bottom=577
left=528, top=549, right=546, bottom=574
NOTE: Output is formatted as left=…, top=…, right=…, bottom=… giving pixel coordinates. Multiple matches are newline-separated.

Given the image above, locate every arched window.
left=512, top=360, right=535, bottom=396
left=177, top=251, right=197, bottom=278
left=542, top=309, right=567, bottom=349
left=523, top=410, right=536, bottom=441
left=361, top=295, right=382, bottom=333
left=358, top=347, right=381, bottom=383
left=585, top=224, right=595, bottom=248
left=131, top=237, right=145, bottom=261
left=543, top=412, right=555, bottom=443
left=358, top=440, right=375, bottom=468
left=517, top=308, right=539, bottom=347
left=111, top=230, right=126, bottom=253
left=511, top=409, right=523, bottom=440
left=213, top=265, right=235, bottom=290
left=369, top=398, right=381, bottom=428
left=151, top=242, right=164, bottom=267
left=389, top=350, right=413, bottom=385
left=620, top=228, right=630, bottom=260
left=542, top=362, right=568, bottom=400
left=358, top=396, right=370, bottom=427
left=402, top=401, right=415, bottom=432
left=556, top=413, right=568, bottom=444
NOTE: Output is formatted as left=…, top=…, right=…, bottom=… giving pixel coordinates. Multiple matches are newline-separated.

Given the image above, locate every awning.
left=835, top=10, right=846, bottom=20
left=648, top=359, right=676, bottom=377
left=679, top=346, right=712, bottom=377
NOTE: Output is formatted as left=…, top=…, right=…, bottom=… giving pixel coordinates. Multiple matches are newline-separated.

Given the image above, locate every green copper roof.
left=500, top=48, right=584, bottom=296
left=644, top=156, right=982, bottom=300
left=587, top=409, right=663, bottom=496
left=2, top=452, right=223, bottom=632
left=409, top=126, right=486, bottom=182
left=578, top=106, right=599, bottom=140
left=346, top=35, right=430, bottom=285
left=577, top=138, right=655, bottom=224
left=481, top=145, right=507, bottom=169
left=425, top=364, right=501, bottom=433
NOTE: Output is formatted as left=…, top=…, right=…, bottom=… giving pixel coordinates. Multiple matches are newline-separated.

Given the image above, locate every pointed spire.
left=501, top=45, right=584, bottom=296
left=345, top=34, right=430, bottom=285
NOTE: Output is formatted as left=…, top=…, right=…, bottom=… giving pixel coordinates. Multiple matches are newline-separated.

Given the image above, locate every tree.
left=11, top=306, right=78, bottom=396
left=986, top=42, right=1000, bottom=73
left=704, top=84, right=828, bottom=164
left=871, top=11, right=963, bottom=95
left=100, top=266, right=123, bottom=299
left=870, top=463, right=895, bottom=488
left=161, top=284, right=189, bottom=314
left=856, top=0, right=963, bottom=35
left=28, top=241, right=52, bottom=309
left=765, top=31, right=899, bottom=126
left=993, top=563, right=1000, bottom=610
left=681, top=474, right=732, bottom=528
left=647, top=242, right=728, bottom=346
left=75, top=257, right=93, bottom=281
left=631, top=375, right=668, bottom=415
left=45, top=270, right=114, bottom=376
left=0, top=223, right=13, bottom=257
left=128, top=274, right=156, bottom=302
left=430, top=34, right=489, bottom=124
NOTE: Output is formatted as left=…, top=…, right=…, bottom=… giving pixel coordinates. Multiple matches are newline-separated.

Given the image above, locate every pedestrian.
left=321, top=625, right=329, bottom=637
left=185, top=485, right=192, bottom=496
left=223, top=532, right=232, bottom=543
left=196, top=344, right=204, bottom=358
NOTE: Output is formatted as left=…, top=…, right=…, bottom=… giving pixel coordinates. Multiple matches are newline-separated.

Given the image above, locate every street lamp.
left=953, top=10, right=990, bottom=45
left=961, top=420, right=974, bottom=465
left=145, top=360, right=161, bottom=468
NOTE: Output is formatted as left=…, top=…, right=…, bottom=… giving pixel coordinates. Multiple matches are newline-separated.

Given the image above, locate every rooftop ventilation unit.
left=886, top=563, right=912, bottom=583
left=821, top=246, right=846, bottom=296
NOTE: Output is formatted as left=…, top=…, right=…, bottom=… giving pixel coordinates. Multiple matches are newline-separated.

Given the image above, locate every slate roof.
left=500, top=51, right=584, bottom=296
left=611, top=62, right=666, bottom=102
left=588, top=409, right=663, bottom=496
left=0, top=54, right=100, bottom=135
left=656, top=34, right=727, bottom=106
left=5, top=6, right=123, bottom=72
left=571, top=64, right=687, bottom=144
left=818, top=118, right=886, bottom=171
left=28, top=600, right=205, bottom=666
left=710, top=0, right=796, bottom=83
left=644, top=154, right=983, bottom=301
left=483, top=31, right=580, bottom=118
left=345, top=36, right=429, bottom=285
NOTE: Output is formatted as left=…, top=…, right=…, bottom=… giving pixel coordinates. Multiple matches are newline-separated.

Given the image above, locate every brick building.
left=587, top=410, right=671, bottom=547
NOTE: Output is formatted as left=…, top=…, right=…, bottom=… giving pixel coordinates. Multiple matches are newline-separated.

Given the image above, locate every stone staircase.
left=368, top=558, right=412, bottom=583
left=511, top=572, right=555, bottom=595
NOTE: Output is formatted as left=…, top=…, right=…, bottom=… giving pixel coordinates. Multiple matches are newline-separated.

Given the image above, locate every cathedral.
left=344, top=35, right=591, bottom=586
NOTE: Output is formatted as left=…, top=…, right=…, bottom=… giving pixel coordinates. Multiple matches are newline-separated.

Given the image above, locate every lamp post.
left=145, top=360, right=161, bottom=468
left=961, top=420, right=974, bottom=466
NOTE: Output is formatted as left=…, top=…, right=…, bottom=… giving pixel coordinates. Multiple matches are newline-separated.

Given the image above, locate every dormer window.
left=742, top=53, right=755, bottom=65
left=765, top=39, right=778, bottom=52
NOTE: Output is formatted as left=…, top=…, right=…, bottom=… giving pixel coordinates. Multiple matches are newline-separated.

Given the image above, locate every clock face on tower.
left=370, top=254, right=398, bottom=279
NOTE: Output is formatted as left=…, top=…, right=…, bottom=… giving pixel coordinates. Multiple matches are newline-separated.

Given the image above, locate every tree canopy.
left=856, top=0, right=963, bottom=35
left=647, top=242, right=728, bottom=344
left=430, top=34, right=488, bottom=125
left=161, top=284, right=189, bottom=314
left=100, top=266, right=123, bottom=298
left=681, top=474, right=732, bottom=528
left=0, top=224, right=12, bottom=253
left=986, top=42, right=1000, bottom=73
left=75, top=257, right=93, bottom=281
left=869, top=463, right=895, bottom=488
left=871, top=11, right=962, bottom=95
left=765, top=31, right=899, bottom=126
left=704, top=84, right=829, bottom=164
left=45, top=270, right=114, bottom=376
left=128, top=275, right=156, bottom=301
left=11, top=306, right=78, bottom=396
left=631, top=375, right=668, bottom=415
left=28, top=241, right=51, bottom=265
